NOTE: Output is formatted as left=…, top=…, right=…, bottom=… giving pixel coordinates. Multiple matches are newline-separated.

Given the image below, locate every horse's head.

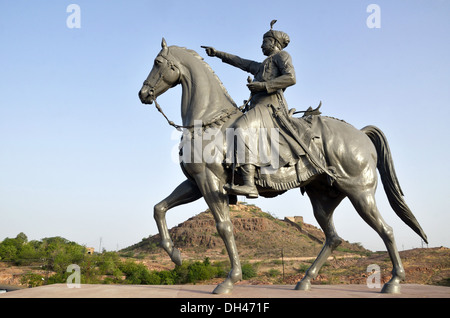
left=139, top=38, right=181, bottom=104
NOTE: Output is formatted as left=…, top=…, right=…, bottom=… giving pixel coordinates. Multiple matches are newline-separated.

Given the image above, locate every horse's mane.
left=170, top=46, right=237, bottom=108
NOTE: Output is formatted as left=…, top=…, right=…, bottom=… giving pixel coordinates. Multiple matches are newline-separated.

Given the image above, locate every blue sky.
left=1, top=0, right=449, bottom=253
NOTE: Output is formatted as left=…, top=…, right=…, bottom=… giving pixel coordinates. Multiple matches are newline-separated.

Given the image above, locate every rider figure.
left=204, top=21, right=296, bottom=198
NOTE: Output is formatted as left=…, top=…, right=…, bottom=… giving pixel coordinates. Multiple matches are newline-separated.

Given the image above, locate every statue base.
left=1, top=283, right=448, bottom=298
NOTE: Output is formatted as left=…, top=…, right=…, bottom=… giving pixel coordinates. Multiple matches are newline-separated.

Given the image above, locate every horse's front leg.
left=154, top=179, right=202, bottom=265
left=194, top=171, right=242, bottom=294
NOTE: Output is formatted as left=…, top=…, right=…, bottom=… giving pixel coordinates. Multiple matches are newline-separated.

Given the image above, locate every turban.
left=263, top=20, right=290, bottom=49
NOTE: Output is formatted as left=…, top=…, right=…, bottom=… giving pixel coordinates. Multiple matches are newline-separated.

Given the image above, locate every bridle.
left=143, top=54, right=179, bottom=97
left=143, top=52, right=239, bottom=131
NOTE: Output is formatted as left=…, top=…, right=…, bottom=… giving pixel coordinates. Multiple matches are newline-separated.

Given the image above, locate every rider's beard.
left=262, top=45, right=275, bottom=56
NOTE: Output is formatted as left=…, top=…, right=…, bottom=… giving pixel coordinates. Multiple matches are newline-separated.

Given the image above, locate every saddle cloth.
left=253, top=114, right=330, bottom=192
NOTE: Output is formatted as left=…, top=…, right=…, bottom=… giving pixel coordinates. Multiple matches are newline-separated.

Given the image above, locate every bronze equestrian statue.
left=202, top=20, right=297, bottom=199
left=138, top=22, right=427, bottom=295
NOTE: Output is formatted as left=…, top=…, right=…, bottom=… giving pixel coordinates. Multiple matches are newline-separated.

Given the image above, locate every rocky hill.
left=125, top=202, right=369, bottom=261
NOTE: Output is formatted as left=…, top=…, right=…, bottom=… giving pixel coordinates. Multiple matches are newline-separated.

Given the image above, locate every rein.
left=152, top=98, right=239, bottom=131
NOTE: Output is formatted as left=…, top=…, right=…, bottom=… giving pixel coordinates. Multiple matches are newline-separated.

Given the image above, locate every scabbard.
left=271, top=104, right=335, bottom=181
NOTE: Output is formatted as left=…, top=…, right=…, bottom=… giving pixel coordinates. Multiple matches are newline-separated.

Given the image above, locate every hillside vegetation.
left=1, top=203, right=449, bottom=288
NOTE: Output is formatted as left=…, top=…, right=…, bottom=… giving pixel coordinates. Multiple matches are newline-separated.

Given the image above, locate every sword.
left=272, top=101, right=335, bottom=180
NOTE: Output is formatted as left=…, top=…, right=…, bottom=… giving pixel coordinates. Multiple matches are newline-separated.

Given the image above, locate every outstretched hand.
left=201, top=46, right=217, bottom=57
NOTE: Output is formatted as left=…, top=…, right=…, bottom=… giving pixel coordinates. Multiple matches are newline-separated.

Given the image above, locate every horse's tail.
left=361, top=125, right=428, bottom=244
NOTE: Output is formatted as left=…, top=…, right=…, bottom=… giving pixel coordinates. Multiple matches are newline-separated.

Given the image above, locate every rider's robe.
left=216, top=50, right=302, bottom=170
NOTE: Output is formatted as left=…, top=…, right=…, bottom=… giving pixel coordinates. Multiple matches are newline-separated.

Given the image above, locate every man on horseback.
left=203, top=20, right=297, bottom=198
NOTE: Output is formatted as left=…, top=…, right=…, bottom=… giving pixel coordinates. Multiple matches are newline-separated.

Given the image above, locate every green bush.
left=157, top=270, right=175, bottom=285
left=0, top=243, right=17, bottom=261
left=187, top=261, right=215, bottom=283
left=20, top=272, right=45, bottom=287
left=119, top=260, right=149, bottom=284
left=173, top=257, right=220, bottom=284
left=241, top=262, right=258, bottom=279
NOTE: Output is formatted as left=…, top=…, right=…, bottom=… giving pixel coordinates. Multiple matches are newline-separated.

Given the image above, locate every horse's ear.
left=161, top=37, right=168, bottom=49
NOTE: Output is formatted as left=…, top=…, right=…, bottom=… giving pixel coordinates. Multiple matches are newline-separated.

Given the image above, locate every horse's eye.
left=154, top=59, right=163, bottom=66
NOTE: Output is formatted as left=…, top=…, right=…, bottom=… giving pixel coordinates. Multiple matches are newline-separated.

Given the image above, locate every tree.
left=0, top=243, right=17, bottom=261
left=15, top=232, right=28, bottom=245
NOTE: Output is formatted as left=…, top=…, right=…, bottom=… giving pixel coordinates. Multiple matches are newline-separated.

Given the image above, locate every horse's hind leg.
left=348, top=189, right=405, bottom=293
left=295, top=182, right=346, bottom=291
left=154, top=179, right=202, bottom=265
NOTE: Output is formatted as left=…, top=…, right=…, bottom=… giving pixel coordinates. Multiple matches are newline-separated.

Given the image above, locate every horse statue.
left=138, top=38, right=427, bottom=294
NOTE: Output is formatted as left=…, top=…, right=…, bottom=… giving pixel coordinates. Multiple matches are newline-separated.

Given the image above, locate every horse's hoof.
left=171, top=248, right=182, bottom=266
left=294, top=280, right=311, bottom=291
left=381, top=282, right=401, bottom=294
left=212, top=282, right=233, bottom=295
